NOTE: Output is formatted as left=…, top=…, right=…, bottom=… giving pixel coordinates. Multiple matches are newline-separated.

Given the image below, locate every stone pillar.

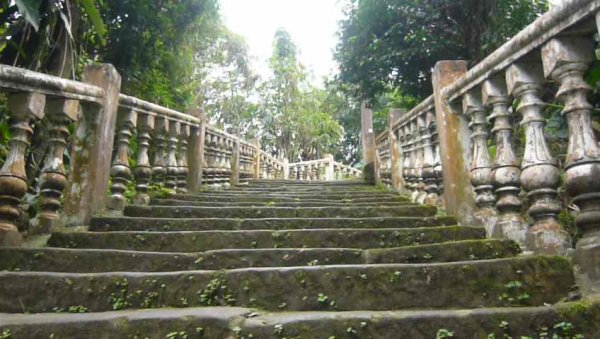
left=325, top=154, right=335, bottom=181
left=463, top=90, right=498, bottom=234
left=389, top=109, right=404, bottom=191
left=134, top=113, right=154, bottom=204
left=432, top=60, right=477, bottom=226
left=252, top=140, right=261, bottom=180
left=108, top=107, right=136, bottom=210
left=177, top=124, right=190, bottom=193
left=542, top=37, right=600, bottom=296
left=230, top=136, right=240, bottom=186
left=0, top=93, right=45, bottom=245
left=482, top=77, right=527, bottom=244
left=361, top=101, right=376, bottom=184
left=62, top=64, right=121, bottom=226
left=283, top=158, right=289, bottom=179
left=32, top=98, right=78, bottom=233
left=505, top=61, right=570, bottom=254
left=187, top=109, right=205, bottom=192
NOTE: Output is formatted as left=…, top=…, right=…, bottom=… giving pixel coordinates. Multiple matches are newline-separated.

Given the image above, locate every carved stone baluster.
left=134, top=114, right=154, bottom=205
left=430, top=115, right=443, bottom=204
left=408, top=120, right=419, bottom=202
left=205, top=132, right=215, bottom=186
left=33, top=99, right=78, bottom=232
left=164, top=120, right=180, bottom=191
left=422, top=111, right=438, bottom=205
left=463, top=90, right=497, bottom=232
left=542, top=37, right=600, bottom=286
left=416, top=116, right=428, bottom=202
left=224, top=138, right=232, bottom=185
left=108, top=108, right=137, bottom=210
left=401, top=124, right=411, bottom=193
left=506, top=61, right=569, bottom=254
left=0, top=93, right=45, bottom=246
left=214, top=134, right=223, bottom=185
left=177, top=124, right=190, bottom=193
left=151, top=117, right=168, bottom=186
left=482, top=77, right=527, bottom=244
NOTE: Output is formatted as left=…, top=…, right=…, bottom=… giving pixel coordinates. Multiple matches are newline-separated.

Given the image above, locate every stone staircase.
left=0, top=181, right=598, bottom=338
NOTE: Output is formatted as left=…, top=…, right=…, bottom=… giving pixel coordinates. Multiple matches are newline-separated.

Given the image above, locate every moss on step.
left=0, top=256, right=574, bottom=313
left=47, top=226, right=484, bottom=252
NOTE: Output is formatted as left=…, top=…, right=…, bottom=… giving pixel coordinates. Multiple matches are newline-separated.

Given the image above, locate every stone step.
left=191, top=190, right=399, bottom=196
left=0, top=239, right=519, bottom=272
left=0, top=256, right=574, bottom=313
left=170, top=194, right=408, bottom=203
left=48, top=226, right=485, bottom=252
left=151, top=199, right=412, bottom=207
left=123, top=205, right=436, bottom=219
left=89, top=216, right=458, bottom=232
left=4, top=300, right=597, bottom=339
left=222, top=187, right=385, bottom=193
left=249, top=180, right=364, bottom=185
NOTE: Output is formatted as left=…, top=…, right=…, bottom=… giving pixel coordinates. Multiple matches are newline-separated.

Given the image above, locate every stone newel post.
left=62, top=64, right=121, bottom=226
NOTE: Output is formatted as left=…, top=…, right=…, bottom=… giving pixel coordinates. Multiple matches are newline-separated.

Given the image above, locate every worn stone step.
left=152, top=198, right=413, bottom=207
left=0, top=256, right=574, bottom=313
left=192, top=190, right=399, bottom=197
left=189, top=239, right=520, bottom=269
left=89, top=216, right=458, bottom=232
left=0, top=248, right=198, bottom=273
left=2, top=298, right=598, bottom=338
left=249, top=180, right=364, bottom=185
left=48, top=226, right=484, bottom=252
left=170, top=194, right=408, bottom=203
left=222, top=187, right=384, bottom=193
left=123, top=205, right=436, bottom=219
left=0, top=239, right=519, bottom=272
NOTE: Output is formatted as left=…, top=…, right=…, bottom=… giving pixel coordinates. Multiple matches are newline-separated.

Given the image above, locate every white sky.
left=220, top=0, right=345, bottom=85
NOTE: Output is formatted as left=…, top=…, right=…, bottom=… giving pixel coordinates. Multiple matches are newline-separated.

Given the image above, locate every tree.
left=335, top=0, right=549, bottom=101
left=258, top=29, right=343, bottom=161
left=200, top=27, right=259, bottom=137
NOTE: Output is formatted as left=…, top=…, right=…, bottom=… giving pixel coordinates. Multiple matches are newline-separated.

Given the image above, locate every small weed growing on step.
left=389, top=271, right=402, bottom=283
left=197, top=274, right=235, bottom=306
left=499, top=280, right=531, bottom=306
left=274, top=324, right=284, bottom=336
left=0, top=329, right=11, bottom=339
left=165, top=331, right=188, bottom=339
left=307, top=259, right=319, bottom=266
left=317, top=293, right=337, bottom=310
left=436, top=328, right=454, bottom=338
left=67, top=305, right=89, bottom=313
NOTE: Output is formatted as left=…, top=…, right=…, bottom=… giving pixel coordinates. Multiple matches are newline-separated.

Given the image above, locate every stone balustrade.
left=258, top=151, right=285, bottom=180
left=287, top=155, right=361, bottom=181
left=373, top=0, right=600, bottom=296
left=0, top=64, right=269, bottom=246
left=376, top=97, right=443, bottom=206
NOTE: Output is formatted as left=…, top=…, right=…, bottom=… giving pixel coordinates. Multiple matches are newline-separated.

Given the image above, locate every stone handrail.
left=372, top=0, right=600, bottom=295
left=258, top=150, right=285, bottom=180
left=0, top=63, right=274, bottom=246
left=287, top=155, right=361, bottom=181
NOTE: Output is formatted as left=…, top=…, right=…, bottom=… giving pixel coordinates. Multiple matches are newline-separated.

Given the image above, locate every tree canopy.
left=335, top=0, right=549, bottom=101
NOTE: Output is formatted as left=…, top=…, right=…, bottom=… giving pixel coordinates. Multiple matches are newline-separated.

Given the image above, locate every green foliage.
left=435, top=329, right=454, bottom=338
left=258, top=29, right=344, bottom=161
left=15, top=0, right=42, bottom=31
left=335, top=0, right=548, bottom=101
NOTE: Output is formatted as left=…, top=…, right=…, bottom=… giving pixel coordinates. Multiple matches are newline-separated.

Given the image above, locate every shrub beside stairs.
left=0, top=180, right=599, bottom=338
